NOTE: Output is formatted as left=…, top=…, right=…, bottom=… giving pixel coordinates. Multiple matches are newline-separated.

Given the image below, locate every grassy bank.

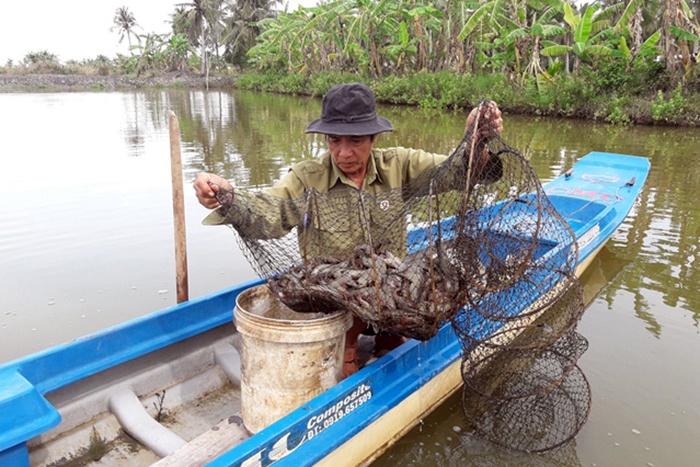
left=3, top=68, right=698, bottom=127
left=235, top=71, right=700, bottom=127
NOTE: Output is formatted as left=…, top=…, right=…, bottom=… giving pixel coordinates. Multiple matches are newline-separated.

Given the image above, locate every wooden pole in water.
left=169, top=111, right=189, bottom=303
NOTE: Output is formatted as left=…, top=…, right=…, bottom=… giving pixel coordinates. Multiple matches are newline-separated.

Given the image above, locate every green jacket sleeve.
left=203, top=187, right=306, bottom=240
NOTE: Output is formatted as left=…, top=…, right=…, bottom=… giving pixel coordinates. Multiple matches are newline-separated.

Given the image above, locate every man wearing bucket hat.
left=194, top=82, right=503, bottom=377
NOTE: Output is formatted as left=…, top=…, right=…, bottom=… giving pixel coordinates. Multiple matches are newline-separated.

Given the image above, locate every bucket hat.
left=305, top=82, right=394, bottom=136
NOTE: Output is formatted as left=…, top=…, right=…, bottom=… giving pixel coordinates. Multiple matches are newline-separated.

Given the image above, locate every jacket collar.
left=328, top=149, right=384, bottom=189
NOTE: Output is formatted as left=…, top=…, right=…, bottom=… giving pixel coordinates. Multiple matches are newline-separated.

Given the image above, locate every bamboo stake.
left=169, top=111, right=189, bottom=303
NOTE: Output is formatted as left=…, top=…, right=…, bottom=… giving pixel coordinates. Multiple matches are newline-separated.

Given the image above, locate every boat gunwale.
left=0, top=151, right=651, bottom=465
left=203, top=152, right=652, bottom=466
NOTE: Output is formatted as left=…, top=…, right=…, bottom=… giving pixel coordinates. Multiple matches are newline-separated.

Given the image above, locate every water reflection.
left=117, top=90, right=700, bottom=464
left=3, top=89, right=698, bottom=466
left=374, top=246, right=628, bottom=467
left=138, top=91, right=699, bottom=465
left=126, top=90, right=700, bottom=336
left=379, top=422, right=584, bottom=467
left=110, top=88, right=700, bottom=335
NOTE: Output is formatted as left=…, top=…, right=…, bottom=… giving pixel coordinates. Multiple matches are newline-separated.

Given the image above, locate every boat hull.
left=0, top=152, right=650, bottom=467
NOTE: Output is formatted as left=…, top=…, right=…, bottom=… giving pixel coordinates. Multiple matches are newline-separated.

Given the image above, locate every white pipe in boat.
left=215, top=345, right=241, bottom=387
left=108, top=388, right=186, bottom=458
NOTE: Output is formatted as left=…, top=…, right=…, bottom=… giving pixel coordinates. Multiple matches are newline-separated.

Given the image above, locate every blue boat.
left=0, top=152, right=650, bottom=467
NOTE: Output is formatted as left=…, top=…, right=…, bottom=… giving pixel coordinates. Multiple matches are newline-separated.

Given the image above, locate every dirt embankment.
left=0, top=73, right=238, bottom=92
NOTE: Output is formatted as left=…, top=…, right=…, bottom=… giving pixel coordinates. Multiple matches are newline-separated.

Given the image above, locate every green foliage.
left=371, top=72, right=519, bottom=110
left=522, top=67, right=606, bottom=117
left=110, top=32, right=198, bottom=75
left=235, top=67, right=700, bottom=127
left=579, top=53, right=671, bottom=98
left=582, top=58, right=629, bottom=94
left=371, top=74, right=420, bottom=104
left=9, top=0, right=700, bottom=127
left=603, top=96, right=632, bottom=125
left=235, top=72, right=283, bottom=90
left=162, top=33, right=197, bottom=72
left=670, top=25, right=700, bottom=42
left=236, top=71, right=360, bottom=96
left=20, top=50, right=64, bottom=74
left=541, top=3, right=614, bottom=70
left=651, top=84, right=687, bottom=124
left=240, top=71, right=535, bottom=114
left=23, top=50, right=59, bottom=64
left=307, top=73, right=363, bottom=96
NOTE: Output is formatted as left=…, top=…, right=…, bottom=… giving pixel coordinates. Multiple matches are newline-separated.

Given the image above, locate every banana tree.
left=456, top=0, right=565, bottom=79
left=162, top=33, right=197, bottom=71
left=434, top=0, right=478, bottom=72
left=615, top=0, right=700, bottom=70
left=500, top=3, right=568, bottom=82
left=541, top=2, right=614, bottom=72
left=662, top=0, right=700, bottom=70
left=284, top=1, right=362, bottom=73
left=298, top=1, right=355, bottom=73
left=614, top=0, right=648, bottom=54
left=130, top=33, right=168, bottom=74
left=404, top=4, right=444, bottom=72
left=383, top=21, right=418, bottom=73
left=457, top=0, right=506, bottom=73
left=246, top=15, right=297, bottom=71
left=341, top=0, right=400, bottom=77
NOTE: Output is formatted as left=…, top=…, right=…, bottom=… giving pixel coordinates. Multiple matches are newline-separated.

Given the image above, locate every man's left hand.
left=466, top=101, right=503, bottom=144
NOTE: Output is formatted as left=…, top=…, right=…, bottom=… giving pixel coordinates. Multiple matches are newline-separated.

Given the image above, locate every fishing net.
left=459, top=290, right=591, bottom=452
left=213, top=101, right=590, bottom=451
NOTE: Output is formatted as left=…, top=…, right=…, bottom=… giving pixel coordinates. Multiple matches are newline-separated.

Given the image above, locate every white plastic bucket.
left=234, top=284, right=352, bottom=433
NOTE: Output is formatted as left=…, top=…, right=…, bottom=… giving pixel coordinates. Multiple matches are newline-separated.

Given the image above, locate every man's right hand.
left=194, top=173, right=233, bottom=209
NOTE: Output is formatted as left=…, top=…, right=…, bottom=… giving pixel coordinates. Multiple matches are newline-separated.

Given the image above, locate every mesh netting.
left=213, top=102, right=591, bottom=451
left=460, top=303, right=591, bottom=452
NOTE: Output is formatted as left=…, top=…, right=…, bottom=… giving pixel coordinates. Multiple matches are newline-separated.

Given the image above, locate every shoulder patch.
left=375, top=147, right=409, bottom=162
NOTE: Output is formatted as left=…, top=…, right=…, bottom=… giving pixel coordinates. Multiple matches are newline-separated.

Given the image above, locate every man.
left=194, top=82, right=503, bottom=377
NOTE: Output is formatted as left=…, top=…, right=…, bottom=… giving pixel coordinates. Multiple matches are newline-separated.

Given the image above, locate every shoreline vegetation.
left=0, top=72, right=238, bottom=92
left=2, top=70, right=699, bottom=127
left=3, top=0, right=700, bottom=126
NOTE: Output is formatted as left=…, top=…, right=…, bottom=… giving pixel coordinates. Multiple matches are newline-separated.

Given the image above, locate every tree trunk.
left=415, top=17, right=425, bottom=71
left=663, top=0, right=680, bottom=70
left=631, top=7, right=643, bottom=54
left=200, top=36, right=207, bottom=75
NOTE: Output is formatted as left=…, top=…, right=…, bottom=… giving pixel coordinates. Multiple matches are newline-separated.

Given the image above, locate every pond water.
left=1, top=89, right=698, bottom=466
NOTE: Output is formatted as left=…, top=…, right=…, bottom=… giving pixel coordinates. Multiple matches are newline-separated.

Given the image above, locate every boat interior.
left=25, top=180, right=619, bottom=467
left=28, top=325, right=389, bottom=467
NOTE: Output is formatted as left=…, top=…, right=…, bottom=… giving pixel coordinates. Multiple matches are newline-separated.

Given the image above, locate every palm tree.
left=112, top=6, right=140, bottom=53
left=171, top=6, right=190, bottom=36
left=177, top=0, right=225, bottom=74
left=222, top=0, right=281, bottom=67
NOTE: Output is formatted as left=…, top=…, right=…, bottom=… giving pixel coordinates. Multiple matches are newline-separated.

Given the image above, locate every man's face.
left=326, top=135, right=375, bottom=178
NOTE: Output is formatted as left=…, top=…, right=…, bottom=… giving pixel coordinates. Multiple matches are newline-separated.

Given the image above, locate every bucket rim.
left=235, top=284, right=351, bottom=326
